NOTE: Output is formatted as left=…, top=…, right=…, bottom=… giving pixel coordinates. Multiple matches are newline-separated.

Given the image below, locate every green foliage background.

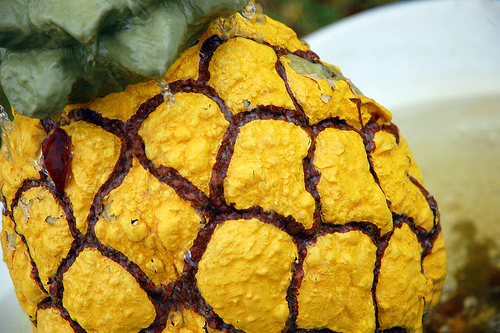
left=258, top=0, right=398, bottom=37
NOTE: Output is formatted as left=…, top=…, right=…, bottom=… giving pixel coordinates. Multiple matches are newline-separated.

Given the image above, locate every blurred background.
left=259, top=0, right=397, bottom=37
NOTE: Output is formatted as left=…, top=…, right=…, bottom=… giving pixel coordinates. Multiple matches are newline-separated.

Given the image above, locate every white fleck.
left=303, top=74, right=323, bottom=82
left=242, top=99, right=255, bottom=111
left=320, top=95, right=332, bottom=103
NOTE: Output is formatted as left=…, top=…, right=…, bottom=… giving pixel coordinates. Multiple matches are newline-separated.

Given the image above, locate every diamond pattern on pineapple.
left=0, top=11, right=445, bottom=333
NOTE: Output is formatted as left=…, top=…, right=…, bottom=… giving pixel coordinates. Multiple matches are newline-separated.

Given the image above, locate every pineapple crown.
left=0, top=0, right=248, bottom=119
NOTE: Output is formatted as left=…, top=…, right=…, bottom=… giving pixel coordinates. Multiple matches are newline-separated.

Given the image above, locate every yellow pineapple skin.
left=0, top=13, right=446, bottom=333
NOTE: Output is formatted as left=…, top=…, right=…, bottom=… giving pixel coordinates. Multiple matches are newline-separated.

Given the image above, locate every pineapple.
left=0, top=2, right=446, bottom=333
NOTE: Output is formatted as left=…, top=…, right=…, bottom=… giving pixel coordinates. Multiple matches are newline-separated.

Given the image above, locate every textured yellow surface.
left=297, top=230, right=377, bottom=332
left=377, top=224, right=428, bottom=332
left=0, top=10, right=446, bottom=333
left=13, top=187, right=73, bottom=292
left=64, top=80, right=160, bottom=123
left=281, top=57, right=362, bottom=127
left=314, top=128, right=393, bottom=234
left=0, top=113, right=45, bottom=204
left=197, top=219, right=297, bottom=333
left=164, top=46, right=201, bottom=82
left=140, top=92, right=229, bottom=194
left=62, top=121, right=121, bottom=233
left=95, top=159, right=202, bottom=285
left=372, top=130, right=435, bottom=230
left=209, top=37, right=295, bottom=115
left=423, top=232, right=447, bottom=311
left=224, top=120, right=315, bottom=229
left=37, top=307, right=74, bottom=333
left=62, top=248, right=156, bottom=333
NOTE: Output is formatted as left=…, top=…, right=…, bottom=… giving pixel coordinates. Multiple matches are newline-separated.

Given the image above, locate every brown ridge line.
left=36, top=298, right=86, bottom=333
left=147, top=163, right=210, bottom=210
left=184, top=207, right=308, bottom=279
left=168, top=78, right=233, bottom=123
left=20, top=231, right=48, bottom=303
left=36, top=296, right=52, bottom=310
left=168, top=278, right=243, bottom=333
left=378, top=328, right=407, bottom=333
left=198, top=34, right=226, bottom=83
left=314, top=221, right=382, bottom=245
left=56, top=192, right=82, bottom=240
left=85, top=138, right=133, bottom=237
left=233, top=105, right=309, bottom=131
left=372, top=222, right=397, bottom=331
left=65, top=106, right=136, bottom=238
left=312, top=116, right=354, bottom=134
left=126, top=91, right=211, bottom=210
left=283, top=241, right=307, bottom=332
left=127, top=94, right=165, bottom=129
left=409, top=175, right=440, bottom=228
left=232, top=34, right=319, bottom=63
left=208, top=120, right=238, bottom=209
left=10, top=178, right=56, bottom=294
left=11, top=177, right=47, bottom=211
left=302, top=136, right=322, bottom=237
left=294, top=329, right=338, bottom=333
left=275, top=57, right=308, bottom=123
left=359, top=117, right=391, bottom=207
left=96, top=243, right=159, bottom=293
left=47, top=239, right=168, bottom=329
left=350, top=97, right=365, bottom=129
left=126, top=108, right=210, bottom=210
left=0, top=192, right=10, bottom=217
left=198, top=33, right=317, bottom=125
left=382, top=122, right=400, bottom=145
left=48, top=242, right=85, bottom=302
left=95, top=243, right=172, bottom=333
left=300, top=218, right=391, bottom=330
left=394, top=212, right=442, bottom=260
left=58, top=305, right=87, bottom=333
left=68, top=108, right=128, bottom=138
left=40, top=118, right=60, bottom=134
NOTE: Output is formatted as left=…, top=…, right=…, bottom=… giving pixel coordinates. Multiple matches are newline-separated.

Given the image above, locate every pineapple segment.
left=297, top=231, right=377, bottom=333
left=314, top=128, right=393, bottom=235
left=62, top=248, right=156, bottom=333
left=197, top=219, right=297, bottom=333
left=372, top=130, right=435, bottom=231
left=377, top=224, right=428, bottom=332
left=224, top=120, right=315, bottom=229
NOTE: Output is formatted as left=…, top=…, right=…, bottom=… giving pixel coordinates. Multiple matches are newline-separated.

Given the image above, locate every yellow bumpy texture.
left=95, top=159, right=202, bottom=285
left=0, top=10, right=445, bottom=333
left=297, top=230, right=377, bottom=333
left=314, top=128, right=392, bottom=234
left=62, top=248, right=156, bottom=333
left=13, top=187, right=73, bottom=292
left=197, top=219, right=297, bottom=333
left=224, top=120, right=315, bottom=229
